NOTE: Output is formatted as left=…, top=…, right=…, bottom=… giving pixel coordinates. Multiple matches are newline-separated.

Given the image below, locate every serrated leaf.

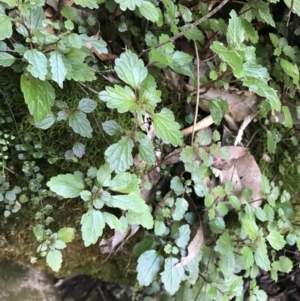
left=243, top=77, right=281, bottom=111
left=20, top=75, right=56, bottom=123
left=105, top=137, right=134, bottom=172
left=241, top=246, right=254, bottom=270
left=99, top=85, right=137, bottom=113
left=49, top=51, right=67, bottom=88
left=284, top=0, right=300, bottom=17
left=266, top=230, right=285, bottom=250
left=115, top=50, right=147, bottom=89
left=126, top=209, right=154, bottom=229
left=77, top=98, right=97, bottom=113
left=74, top=0, right=98, bottom=8
left=24, top=49, right=48, bottom=80
left=110, top=193, right=148, bottom=213
left=152, top=108, right=182, bottom=147
left=47, top=173, right=84, bottom=198
left=209, top=97, right=229, bottom=125
left=280, top=58, right=300, bottom=88
left=254, top=207, right=267, bottom=222
left=266, top=129, right=277, bottom=154
left=103, top=212, right=122, bottom=230
left=72, top=142, right=85, bottom=158
left=155, top=220, right=167, bottom=236
left=109, top=172, right=140, bottom=193
left=278, top=256, right=293, bottom=273
left=210, top=41, right=244, bottom=78
left=228, top=195, right=241, bottom=210
left=68, top=111, right=93, bottom=138
left=57, top=227, right=75, bottom=243
left=219, top=253, right=235, bottom=276
left=139, top=1, right=159, bottom=22
left=137, top=250, right=163, bottom=286
left=241, top=19, right=259, bottom=43
left=281, top=106, right=292, bottom=128
left=55, top=239, right=67, bottom=250
left=161, top=257, right=185, bottom=295
left=34, top=112, right=56, bottom=130
left=0, top=52, right=15, bottom=66
left=181, top=25, right=204, bottom=42
left=175, top=224, right=191, bottom=249
left=133, top=237, right=157, bottom=257
left=81, top=209, right=105, bottom=246
left=255, top=248, right=271, bottom=271
left=115, top=0, right=142, bottom=10
left=227, top=10, right=244, bottom=48
left=80, top=35, right=108, bottom=54
left=170, top=176, right=184, bottom=196
left=97, top=163, right=111, bottom=187
left=0, top=15, right=12, bottom=40
left=243, top=62, right=270, bottom=82
left=241, top=216, right=258, bottom=240
left=46, top=250, right=62, bottom=272
left=102, top=120, right=123, bottom=136
left=215, top=231, right=234, bottom=254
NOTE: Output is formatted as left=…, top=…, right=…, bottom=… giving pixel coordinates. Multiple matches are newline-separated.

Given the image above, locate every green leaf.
left=137, top=134, right=155, bottom=165
left=137, top=250, right=163, bottom=286
left=0, top=15, right=12, bottom=40
left=280, top=58, right=300, bottom=88
left=72, top=142, right=85, bottom=158
left=46, top=250, right=62, bottom=272
left=109, top=172, right=140, bottom=193
left=81, top=209, right=105, bottom=246
left=55, top=240, right=66, bottom=250
left=20, top=75, right=56, bottom=123
left=152, top=108, right=183, bottom=147
left=210, top=41, right=243, bottom=78
left=115, top=0, right=142, bottom=10
left=266, top=230, right=285, bottom=251
left=77, top=98, right=97, bottom=113
left=133, top=237, right=157, bottom=257
left=282, top=106, right=293, bottom=128
left=115, top=50, right=147, bottom=89
left=209, top=97, right=229, bottom=125
left=47, top=173, right=84, bottom=198
left=228, top=195, right=241, bottom=210
left=24, top=49, right=48, bottom=80
left=155, top=220, right=167, bottom=236
left=68, top=110, right=92, bottom=138
left=181, top=26, right=205, bottom=42
left=80, top=35, right=107, bottom=54
left=215, top=231, right=234, bottom=254
left=105, top=137, right=134, bottom=172
left=241, top=216, right=258, bottom=240
left=172, top=198, right=188, bottom=221
left=103, top=212, right=122, bottom=230
left=266, top=129, right=277, bottom=154
left=102, top=120, right=123, bottom=136
left=227, top=10, right=244, bottom=48
left=175, top=224, right=191, bottom=249
left=34, top=112, right=56, bottom=130
left=278, top=256, right=293, bottom=273
left=243, top=62, right=270, bottom=82
left=241, top=246, right=254, bottom=270
left=97, top=163, right=111, bottom=187
left=0, top=52, right=15, bottom=66
left=49, top=51, right=67, bottom=88
left=219, top=253, right=235, bottom=276
left=284, top=0, right=300, bottom=17
left=254, top=248, right=271, bottom=271
left=170, top=176, right=184, bottom=196
left=99, top=85, right=137, bottom=113
left=264, top=204, right=274, bottom=221
left=254, top=207, right=267, bottom=222
left=64, top=49, right=96, bottom=82
left=197, top=129, right=212, bottom=146
left=243, top=77, right=281, bottom=111
left=74, top=0, right=98, bottom=9
left=126, top=209, right=154, bottom=229
left=161, top=257, right=185, bottom=295
left=139, top=1, right=159, bottom=22
left=110, top=193, right=148, bottom=213
left=258, top=3, right=275, bottom=27
left=241, top=19, right=259, bottom=44
left=57, top=227, right=75, bottom=243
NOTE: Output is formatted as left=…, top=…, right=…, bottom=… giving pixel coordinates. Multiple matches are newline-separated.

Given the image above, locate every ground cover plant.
left=1, top=0, right=300, bottom=300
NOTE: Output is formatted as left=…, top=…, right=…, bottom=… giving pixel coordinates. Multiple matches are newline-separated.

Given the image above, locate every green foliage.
left=2, top=0, right=300, bottom=299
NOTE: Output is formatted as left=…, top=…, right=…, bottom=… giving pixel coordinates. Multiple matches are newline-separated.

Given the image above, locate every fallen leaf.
left=220, top=152, right=263, bottom=207
left=212, top=146, right=248, bottom=170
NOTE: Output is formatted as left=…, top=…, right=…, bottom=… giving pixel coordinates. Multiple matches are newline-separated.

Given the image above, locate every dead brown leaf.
left=220, top=152, right=263, bottom=208
left=212, top=146, right=249, bottom=170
